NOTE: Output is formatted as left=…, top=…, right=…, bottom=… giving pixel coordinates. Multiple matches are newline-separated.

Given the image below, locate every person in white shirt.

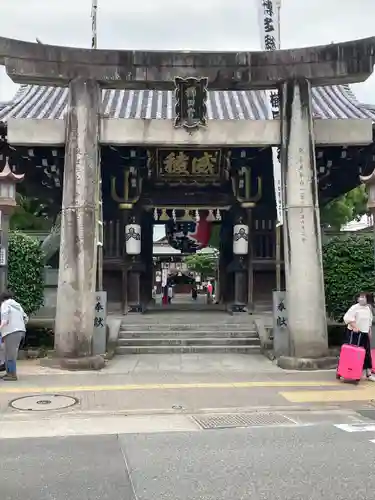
left=343, top=292, right=375, bottom=382
left=168, top=285, right=173, bottom=304
left=0, top=291, right=28, bottom=381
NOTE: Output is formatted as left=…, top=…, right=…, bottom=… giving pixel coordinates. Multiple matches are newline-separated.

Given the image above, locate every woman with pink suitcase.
left=337, top=292, right=375, bottom=382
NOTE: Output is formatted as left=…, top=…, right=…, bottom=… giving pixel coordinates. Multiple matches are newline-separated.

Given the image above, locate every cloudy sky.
left=0, top=0, right=374, bottom=102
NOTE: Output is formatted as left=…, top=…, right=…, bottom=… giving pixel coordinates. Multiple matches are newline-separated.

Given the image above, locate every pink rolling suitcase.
left=336, top=332, right=365, bottom=383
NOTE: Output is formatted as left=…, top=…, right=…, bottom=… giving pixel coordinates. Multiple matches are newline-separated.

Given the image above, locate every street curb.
left=277, top=356, right=338, bottom=371
left=0, top=404, right=350, bottom=420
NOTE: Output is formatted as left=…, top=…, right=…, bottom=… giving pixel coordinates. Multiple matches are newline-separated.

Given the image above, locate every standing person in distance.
left=0, top=337, right=5, bottom=373
left=343, top=292, right=375, bottom=382
left=0, top=291, right=28, bottom=381
left=168, top=284, right=173, bottom=304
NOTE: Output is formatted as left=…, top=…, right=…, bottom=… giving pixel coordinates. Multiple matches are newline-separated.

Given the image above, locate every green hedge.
left=8, top=231, right=45, bottom=315
left=327, top=324, right=347, bottom=347
left=323, top=235, right=375, bottom=321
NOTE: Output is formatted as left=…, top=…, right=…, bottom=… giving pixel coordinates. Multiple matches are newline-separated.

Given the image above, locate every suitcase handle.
left=349, top=331, right=362, bottom=346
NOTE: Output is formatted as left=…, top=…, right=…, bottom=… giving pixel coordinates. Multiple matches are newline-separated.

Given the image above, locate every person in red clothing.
left=206, top=281, right=213, bottom=304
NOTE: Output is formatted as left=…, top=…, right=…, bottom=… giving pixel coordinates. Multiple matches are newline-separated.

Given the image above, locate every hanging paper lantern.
left=165, top=214, right=213, bottom=253
left=233, top=224, right=249, bottom=255
left=125, top=224, right=141, bottom=254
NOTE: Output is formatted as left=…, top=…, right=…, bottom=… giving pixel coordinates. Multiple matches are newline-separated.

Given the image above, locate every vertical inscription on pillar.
left=297, top=147, right=307, bottom=243
left=93, top=291, right=107, bottom=355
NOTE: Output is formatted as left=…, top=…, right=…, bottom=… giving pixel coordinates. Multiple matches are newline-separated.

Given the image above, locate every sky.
left=0, top=0, right=374, bottom=103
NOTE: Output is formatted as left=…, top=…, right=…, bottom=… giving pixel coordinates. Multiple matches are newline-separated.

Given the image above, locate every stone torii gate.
left=0, top=36, right=374, bottom=366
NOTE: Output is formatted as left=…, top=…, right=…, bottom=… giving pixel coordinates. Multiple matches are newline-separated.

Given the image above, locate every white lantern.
left=233, top=224, right=249, bottom=255
left=125, top=224, right=141, bottom=255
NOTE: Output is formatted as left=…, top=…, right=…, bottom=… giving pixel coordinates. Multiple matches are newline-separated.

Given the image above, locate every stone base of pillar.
left=277, top=355, right=337, bottom=371
left=40, top=355, right=105, bottom=371
left=291, top=337, right=329, bottom=359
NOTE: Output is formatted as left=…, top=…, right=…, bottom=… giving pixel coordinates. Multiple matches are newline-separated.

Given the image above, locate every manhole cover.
left=191, top=412, right=294, bottom=429
left=10, top=394, right=78, bottom=412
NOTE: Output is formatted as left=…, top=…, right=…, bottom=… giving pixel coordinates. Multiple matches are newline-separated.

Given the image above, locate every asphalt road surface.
left=2, top=417, right=375, bottom=500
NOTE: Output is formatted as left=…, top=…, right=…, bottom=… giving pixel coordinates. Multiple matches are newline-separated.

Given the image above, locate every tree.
left=184, top=251, right=218, bottom=277
left=8, top=231, right=45, bottom=315
left=40, top=213, right=61, bottom=263
left=10, top=194, right=52, bottom=231
left=320, top=185, right=368, bottom=231
left=323, top=234, right=375, bottom=321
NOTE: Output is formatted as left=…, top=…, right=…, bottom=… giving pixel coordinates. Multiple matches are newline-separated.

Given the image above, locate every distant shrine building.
left=0, top=34, right=374, bottom=360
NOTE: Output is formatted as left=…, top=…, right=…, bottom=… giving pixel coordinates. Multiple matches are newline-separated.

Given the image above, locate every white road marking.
left=334, top=422, right=375, bottom=446
left=334, top=423, right=375, bottom=433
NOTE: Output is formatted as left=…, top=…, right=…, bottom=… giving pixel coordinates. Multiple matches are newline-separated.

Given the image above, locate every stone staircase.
left=115, top=312, right=260, bottom=354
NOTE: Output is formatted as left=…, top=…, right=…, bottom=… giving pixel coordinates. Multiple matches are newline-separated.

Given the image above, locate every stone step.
left=122, top=316, right=252, bottom=324
left=115, top=345, right=261, bottom=355
left=119, top=330, right=257, bottom=339
left=117, top=337, right=260, bottom=347
left=120, top=323, right=255, bottom=332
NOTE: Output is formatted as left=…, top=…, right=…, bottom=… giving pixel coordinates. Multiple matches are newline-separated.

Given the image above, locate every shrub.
left=8, top=231, right=45, bottom=315
left=23, top=326, right=54, bottom=349
left=323, top=235, right=375, bottom=321
left=327, top=324, right=346, bottom=347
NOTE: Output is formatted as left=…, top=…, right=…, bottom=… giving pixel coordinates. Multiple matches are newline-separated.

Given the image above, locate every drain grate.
left=10, top=394, right=78, bottom=412
left=191, top=412, right=294, bottom=430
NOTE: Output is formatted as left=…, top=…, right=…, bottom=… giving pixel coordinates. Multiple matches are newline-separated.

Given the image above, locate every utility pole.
left=274, top=0, right=282, bottom=291
left=91, top=0, right=103, bottom=291
left=91, top=0, right=98, bottom=49
left=258, top=0, right=283, bottom=290
left=275, top=0, right=281, bottom=50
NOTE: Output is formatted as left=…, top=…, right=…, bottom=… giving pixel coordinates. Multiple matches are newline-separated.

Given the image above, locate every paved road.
left=2, top=412, right=375, bottom=500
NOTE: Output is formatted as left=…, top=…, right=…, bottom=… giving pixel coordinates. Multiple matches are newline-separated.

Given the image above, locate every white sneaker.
left=367, top=374, right=375, bottom=382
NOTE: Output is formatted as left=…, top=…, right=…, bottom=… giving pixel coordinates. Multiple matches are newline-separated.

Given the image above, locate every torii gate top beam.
left=0, top=36, right=374, bottom=90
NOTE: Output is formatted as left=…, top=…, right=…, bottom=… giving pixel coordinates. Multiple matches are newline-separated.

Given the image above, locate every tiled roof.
left=0, top=84, right=374, bottom=121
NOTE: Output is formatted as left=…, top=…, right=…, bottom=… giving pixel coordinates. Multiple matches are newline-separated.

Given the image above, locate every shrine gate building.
left=0, top=35, right=374, bottom=361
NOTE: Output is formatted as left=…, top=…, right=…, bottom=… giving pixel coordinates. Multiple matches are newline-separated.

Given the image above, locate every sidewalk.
left=0, top=353, right=371, bottom=418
